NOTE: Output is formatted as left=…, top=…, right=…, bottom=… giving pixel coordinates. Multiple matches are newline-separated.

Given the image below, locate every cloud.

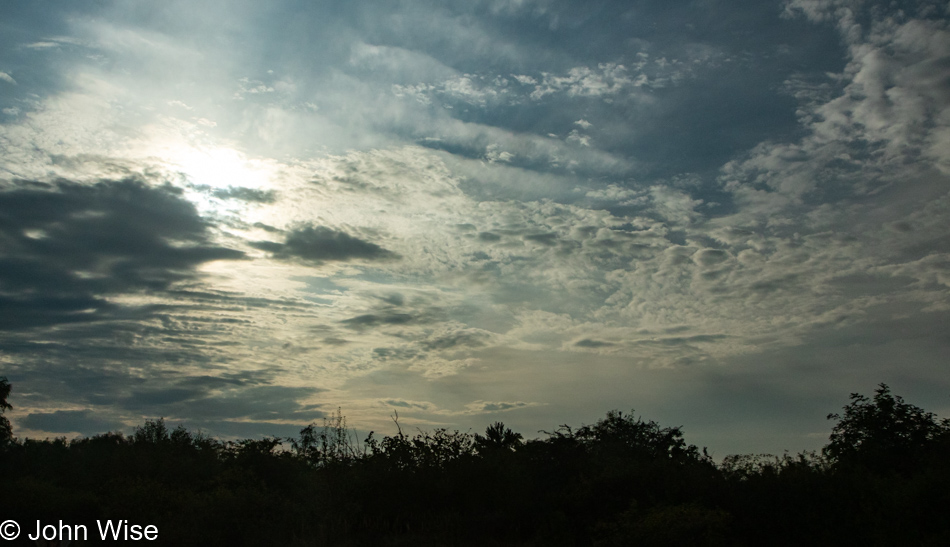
left=574, top=339, right=615, bottom=348
left=727, top=1, right=950, bottom=209
left=209, top=186, right=277, bottom=203
left=530, top=63, right=636, bottom=99
left=524, top=232, right=558, bottom=246
left=350, top=42, right=459, bottom=85
left=464, top=400, right=539, bottom=414
left=566, top=129, right=591, bottom=147
left=632, top=334, right=730, bottom=347
left=0, top=178, right=243, bottom=330
left=23, top=42, right=63, bottom=50
left=252, top=225, right=398, bottom=264
left=132, top=385, right=326, bottom=423
left=584, top=184, right=641, bottom=203
left=12, top=377, right=328, bottom=438
left=342, top=309, right=441, bottom=331
left=485, top=143, right=514, bottom=163
left=692, top=248, right=732, bottom=268
left=408, top=357, right=481, bottom=378
left=0, top=72, right=16, bottom=85
left=20, top=410, right=123, bottom=435
left=393, top=74, right=514, bottom=109
left=421, top=328, right=492, bottom=351
left=349, top=314, right=415, bottom=328
left=381, top=399, right=433, bottom=410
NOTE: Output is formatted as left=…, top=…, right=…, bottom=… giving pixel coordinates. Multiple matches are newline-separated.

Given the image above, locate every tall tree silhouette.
left=825, top=383, right=950, bottom=473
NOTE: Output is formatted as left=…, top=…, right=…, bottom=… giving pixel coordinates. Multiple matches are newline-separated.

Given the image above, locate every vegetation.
left=1, top=382, right=948, bottom=545
left=0, top=377, right=12, bottom=447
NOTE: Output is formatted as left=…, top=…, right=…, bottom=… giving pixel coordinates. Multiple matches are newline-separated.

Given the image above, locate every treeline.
left=2, top=381, right=949, bottom=546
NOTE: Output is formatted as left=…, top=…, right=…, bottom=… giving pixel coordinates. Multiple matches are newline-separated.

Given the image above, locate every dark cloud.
left=0, top=293, right=118, bottom=331
left=422, top=330, right=490, bottom=350
left=113, top=384, right=325, bottom=424
left=20, top=409, right=123, bottom=435
left=0, top=178, right=244, bottom=330
left=124, top=387, right=205, bottom=408
left=252, top=222, right=281, bottom=233
left=524, top=233, right=558, bottom=246
left=210, top=186, right=277, bottom=203
left=693, top=248, right=731, bottom=267
left=251, top=225, right=398, bottom=263
left=749, top=274, right=801, bottom=294
left=383, top=399, right=431, bottom=410
left=372, top=347, right=420, bottom=361
left=636, top=334, right=730, bottom=347
left=249, top=240, right=284, bottom=253
left=474, top=401, right=530, bottom=412
left=176, top=374, right=264, bottom=389
left=574, top=339, right=615, bottom=348
left=341, top=307, right=443, bottom=330
left=374, top=292, right=406, bottom=307
left=345, top=313, right=416, bottom=328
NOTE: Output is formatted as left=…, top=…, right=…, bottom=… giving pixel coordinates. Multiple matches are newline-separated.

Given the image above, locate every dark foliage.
left=825, top=383, right=950, bottom=473
left=0, top=377, right=12, bottom=447
left=1, top=383, right=948, bottom=546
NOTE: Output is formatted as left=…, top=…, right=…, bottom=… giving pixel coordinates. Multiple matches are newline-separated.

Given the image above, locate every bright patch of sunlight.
left=168, top=145, right=271, bottom=190
left=156, top=142, right=279, bottom=215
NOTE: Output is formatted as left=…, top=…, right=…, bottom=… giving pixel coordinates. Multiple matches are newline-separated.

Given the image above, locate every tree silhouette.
left=132, top=417, right=171, bottom=445
left=576, top=410, right=703, bottom=462
left=0, top=377, right=12, bottom=446
left=475, top=421, right=523, bottom=453
left=824, top=383, right=950, bottom=473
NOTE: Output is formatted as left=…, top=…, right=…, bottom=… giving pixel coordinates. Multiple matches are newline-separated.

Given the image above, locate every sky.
left=1, top=0, right=948, bottom=457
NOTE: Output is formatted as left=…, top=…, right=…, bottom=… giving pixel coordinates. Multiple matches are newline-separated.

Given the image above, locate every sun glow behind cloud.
left=167, top=145, right=272, bottom=191
left=150, top=141, right=278, bottom=216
